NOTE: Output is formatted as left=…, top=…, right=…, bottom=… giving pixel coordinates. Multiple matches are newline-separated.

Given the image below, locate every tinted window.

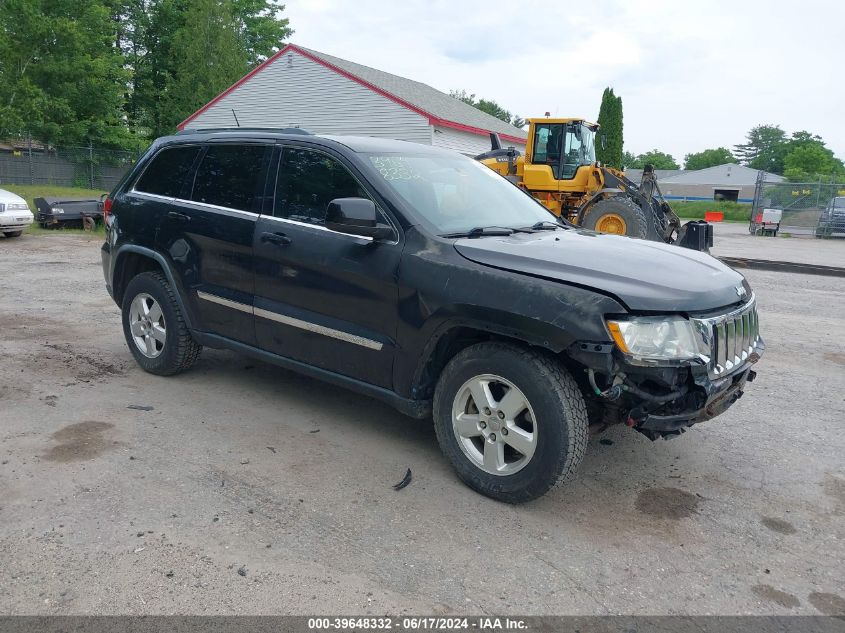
left=275, top=148, right=369, bottom=224
left=135, top=146, right=200, bottom=197
left=191, top=144, right=268, bottom=212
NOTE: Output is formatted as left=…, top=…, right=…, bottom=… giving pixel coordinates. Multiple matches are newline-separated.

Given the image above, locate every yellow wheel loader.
left=477, top=118, right=712, bottom=251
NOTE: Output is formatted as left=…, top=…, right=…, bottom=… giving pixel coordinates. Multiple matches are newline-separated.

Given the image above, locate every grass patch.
left=1, top=184, right=107, bottom=237
left=668, top=200, right=752, bottom=222
left=1, top=184, right=107, bottom=212
left=26, top=223, right=105, bottom=237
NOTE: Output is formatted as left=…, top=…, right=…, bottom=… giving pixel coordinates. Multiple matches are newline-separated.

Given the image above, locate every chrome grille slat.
left=696, top=297, right=760, bottom=378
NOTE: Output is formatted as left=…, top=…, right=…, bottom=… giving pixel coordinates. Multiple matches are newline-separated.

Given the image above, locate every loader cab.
left=529, top=119, right=597, bottom=180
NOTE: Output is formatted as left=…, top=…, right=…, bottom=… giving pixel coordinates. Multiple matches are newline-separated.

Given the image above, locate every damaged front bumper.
left=633, top=340, right=764, bottom=439
left=570, top=303, right=765, bottom=440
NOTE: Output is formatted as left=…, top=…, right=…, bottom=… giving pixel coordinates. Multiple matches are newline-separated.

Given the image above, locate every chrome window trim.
left=259, top=214, right=374, bottom=242
left=196, top=290, right=383, bottom=351
left=128, top=190, right=259, bottom=220
left=173, top=198, right=258, bottom=219
left=128, top=190, right=174, bottom=203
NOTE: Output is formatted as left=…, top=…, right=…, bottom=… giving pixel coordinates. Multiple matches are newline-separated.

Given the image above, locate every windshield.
left=562, top=124, right=596, bottom=179
left=367, top=152, right=556, bottom=234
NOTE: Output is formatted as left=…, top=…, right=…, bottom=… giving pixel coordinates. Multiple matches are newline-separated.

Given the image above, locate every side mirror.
left=326, top=198, right=393, bottom=240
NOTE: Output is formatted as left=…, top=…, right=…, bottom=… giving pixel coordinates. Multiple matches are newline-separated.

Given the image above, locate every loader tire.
left=581, top=197, right=649, bottom=239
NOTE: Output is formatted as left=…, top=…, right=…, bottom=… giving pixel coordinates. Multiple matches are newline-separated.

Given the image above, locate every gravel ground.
left=0, top=233, right=843, bottom=616
left=709, top=222, right=845, bottom=267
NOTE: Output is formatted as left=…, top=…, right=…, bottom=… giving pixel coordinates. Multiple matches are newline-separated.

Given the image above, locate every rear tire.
left=432, top=342, right=589, bottom=503
left=122, top=271, right=202, bottom=376
left=3, top=231, right=23, bottom=238
left=581, top=197, right=650, bottom=239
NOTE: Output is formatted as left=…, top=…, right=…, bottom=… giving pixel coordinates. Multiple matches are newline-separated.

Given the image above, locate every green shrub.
left=667, top=200, right=752, bottom=222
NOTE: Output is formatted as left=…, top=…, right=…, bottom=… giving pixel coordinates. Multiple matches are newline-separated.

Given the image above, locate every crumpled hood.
left=454, top=229, right=748, bottom=312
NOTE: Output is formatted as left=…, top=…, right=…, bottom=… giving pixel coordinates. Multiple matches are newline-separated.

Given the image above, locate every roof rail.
left=176, top=127, right=313, bottom=136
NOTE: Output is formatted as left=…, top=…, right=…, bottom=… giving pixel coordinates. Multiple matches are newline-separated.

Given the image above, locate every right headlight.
left=606, top=316, right=709, bottom=362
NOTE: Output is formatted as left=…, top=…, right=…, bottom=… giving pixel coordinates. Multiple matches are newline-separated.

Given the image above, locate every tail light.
left=103, top=197, right=113, bottom=223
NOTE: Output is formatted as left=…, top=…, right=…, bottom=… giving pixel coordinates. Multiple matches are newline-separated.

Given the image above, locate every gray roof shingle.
left=295, top=45, right=527, bottom=141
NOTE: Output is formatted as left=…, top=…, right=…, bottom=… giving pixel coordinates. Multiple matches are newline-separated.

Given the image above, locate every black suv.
left=101, top=129, right=764, bottom=502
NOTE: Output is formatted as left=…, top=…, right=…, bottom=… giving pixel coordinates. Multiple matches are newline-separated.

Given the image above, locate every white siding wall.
left=184, top=51, right=431, bottom=144
left=432, top=125, right=526, bottom=156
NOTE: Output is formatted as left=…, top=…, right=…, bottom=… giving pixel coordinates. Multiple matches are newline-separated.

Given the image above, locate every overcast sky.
left=282, top=0, right=844, bottom=164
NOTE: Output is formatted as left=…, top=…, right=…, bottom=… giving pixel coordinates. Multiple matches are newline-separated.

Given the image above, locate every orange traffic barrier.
left=704, top=211, right=724, bottom=222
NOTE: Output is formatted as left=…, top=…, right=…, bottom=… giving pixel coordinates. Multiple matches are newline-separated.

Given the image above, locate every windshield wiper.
left=441, top=225, right=532, bottom=238
left=527, top=220, right=563, bottom=231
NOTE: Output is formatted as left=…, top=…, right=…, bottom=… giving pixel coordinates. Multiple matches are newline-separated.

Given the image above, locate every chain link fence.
left=0, top=140, right=139, bottom=190
left=750, top=171, right=845, bottom=236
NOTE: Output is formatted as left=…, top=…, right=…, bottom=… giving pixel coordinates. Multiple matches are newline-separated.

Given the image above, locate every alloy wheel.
left=451, top=374, right=537, bottom=476
left=128, top=293, right=166, bottom=358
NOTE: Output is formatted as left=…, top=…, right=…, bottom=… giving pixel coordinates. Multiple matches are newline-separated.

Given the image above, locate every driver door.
left=253, top=145, right=403, bottom=388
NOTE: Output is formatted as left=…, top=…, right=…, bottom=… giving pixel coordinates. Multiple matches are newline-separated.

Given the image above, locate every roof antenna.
left=231, top=109, right=241, bottom=127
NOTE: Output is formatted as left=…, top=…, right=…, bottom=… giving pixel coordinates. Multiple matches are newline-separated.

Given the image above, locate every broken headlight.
left=606, top=316, right=709, bottom=362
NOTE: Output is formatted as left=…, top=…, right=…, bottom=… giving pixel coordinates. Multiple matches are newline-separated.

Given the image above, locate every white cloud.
left=283, top=0, right=845, bottom=163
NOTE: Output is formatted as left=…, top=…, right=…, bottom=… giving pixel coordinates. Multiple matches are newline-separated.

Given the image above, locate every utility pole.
left=28, top=135, right=33, bottom=185
left=89, top=142, right=95, bottom=189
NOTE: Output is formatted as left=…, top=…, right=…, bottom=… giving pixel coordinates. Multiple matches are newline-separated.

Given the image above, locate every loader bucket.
left=675, top=220, right=713, bottom=252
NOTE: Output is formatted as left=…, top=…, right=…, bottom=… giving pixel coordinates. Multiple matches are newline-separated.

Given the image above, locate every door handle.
left=260, top=231, right=291, bottom=246
left=167, top=211, right=191, bottom=222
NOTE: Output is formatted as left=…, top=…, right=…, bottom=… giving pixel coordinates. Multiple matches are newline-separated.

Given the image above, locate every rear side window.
left=191, top=144, right=268, bottom=212
left=275, top=147, right=369, bottom=224
left=135, top=146, right=200, bottom=197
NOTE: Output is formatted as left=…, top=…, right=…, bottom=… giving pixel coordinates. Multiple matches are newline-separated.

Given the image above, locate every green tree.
left=448, top=89, right=523, bottom=127
left=133, top=0, right=292, bottom=138
left=622, top=151, right=638, bottom=170
left=596, top=87, right=623, bottom=168
left=231, top=0, right=292, bottom=66
left=734, top=124, right=788, bottom=173
left=626, top=150, right=680, bottom=170
left=783, top=146, right=844, bottom=182
left=157, top=0, right=248, bottom=133
left=0, top=0, right=133, bottom=148
left=684, top=147, right=736, bottom=170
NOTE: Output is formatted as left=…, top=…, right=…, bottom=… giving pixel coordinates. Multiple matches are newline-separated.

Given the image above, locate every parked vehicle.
left=0, top=188, right=34, bottom=237
left=34, top=196, right=103, bottom=229
left=751, top=208, right=782, bottom=237
left=816, top=197, right=845, bottom=238
left=101, top=129, right=764, bottom=502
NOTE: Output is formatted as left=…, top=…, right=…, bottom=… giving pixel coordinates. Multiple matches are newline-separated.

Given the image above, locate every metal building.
left=178, top=44, right=527, bottom=156
left=627, top=164, right=785, bottom=203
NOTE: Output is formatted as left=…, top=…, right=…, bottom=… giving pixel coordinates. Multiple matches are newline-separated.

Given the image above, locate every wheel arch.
left=112, top=245, right=196, bottom=330
left=408, top=315, right=573, bottom=401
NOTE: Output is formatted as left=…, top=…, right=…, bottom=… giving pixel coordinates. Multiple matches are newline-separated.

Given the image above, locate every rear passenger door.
left=155, top=142, right=271, bottom=346
left=252, top=145, right=402, bottom=389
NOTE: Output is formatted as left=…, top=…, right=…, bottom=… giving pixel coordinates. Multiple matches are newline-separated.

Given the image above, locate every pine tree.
left=596, top=87, right=623, bottom=169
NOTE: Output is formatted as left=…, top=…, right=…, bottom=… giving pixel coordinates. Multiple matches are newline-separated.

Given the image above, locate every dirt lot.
left=1, top=233, right=844, bottom=616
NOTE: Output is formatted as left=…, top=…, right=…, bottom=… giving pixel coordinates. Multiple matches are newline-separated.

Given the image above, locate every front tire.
left=121, top=271, right=202, bottom=375
left=580, top=197, right=650, bottom=239
left=433, top=342, right=589, bottom=503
